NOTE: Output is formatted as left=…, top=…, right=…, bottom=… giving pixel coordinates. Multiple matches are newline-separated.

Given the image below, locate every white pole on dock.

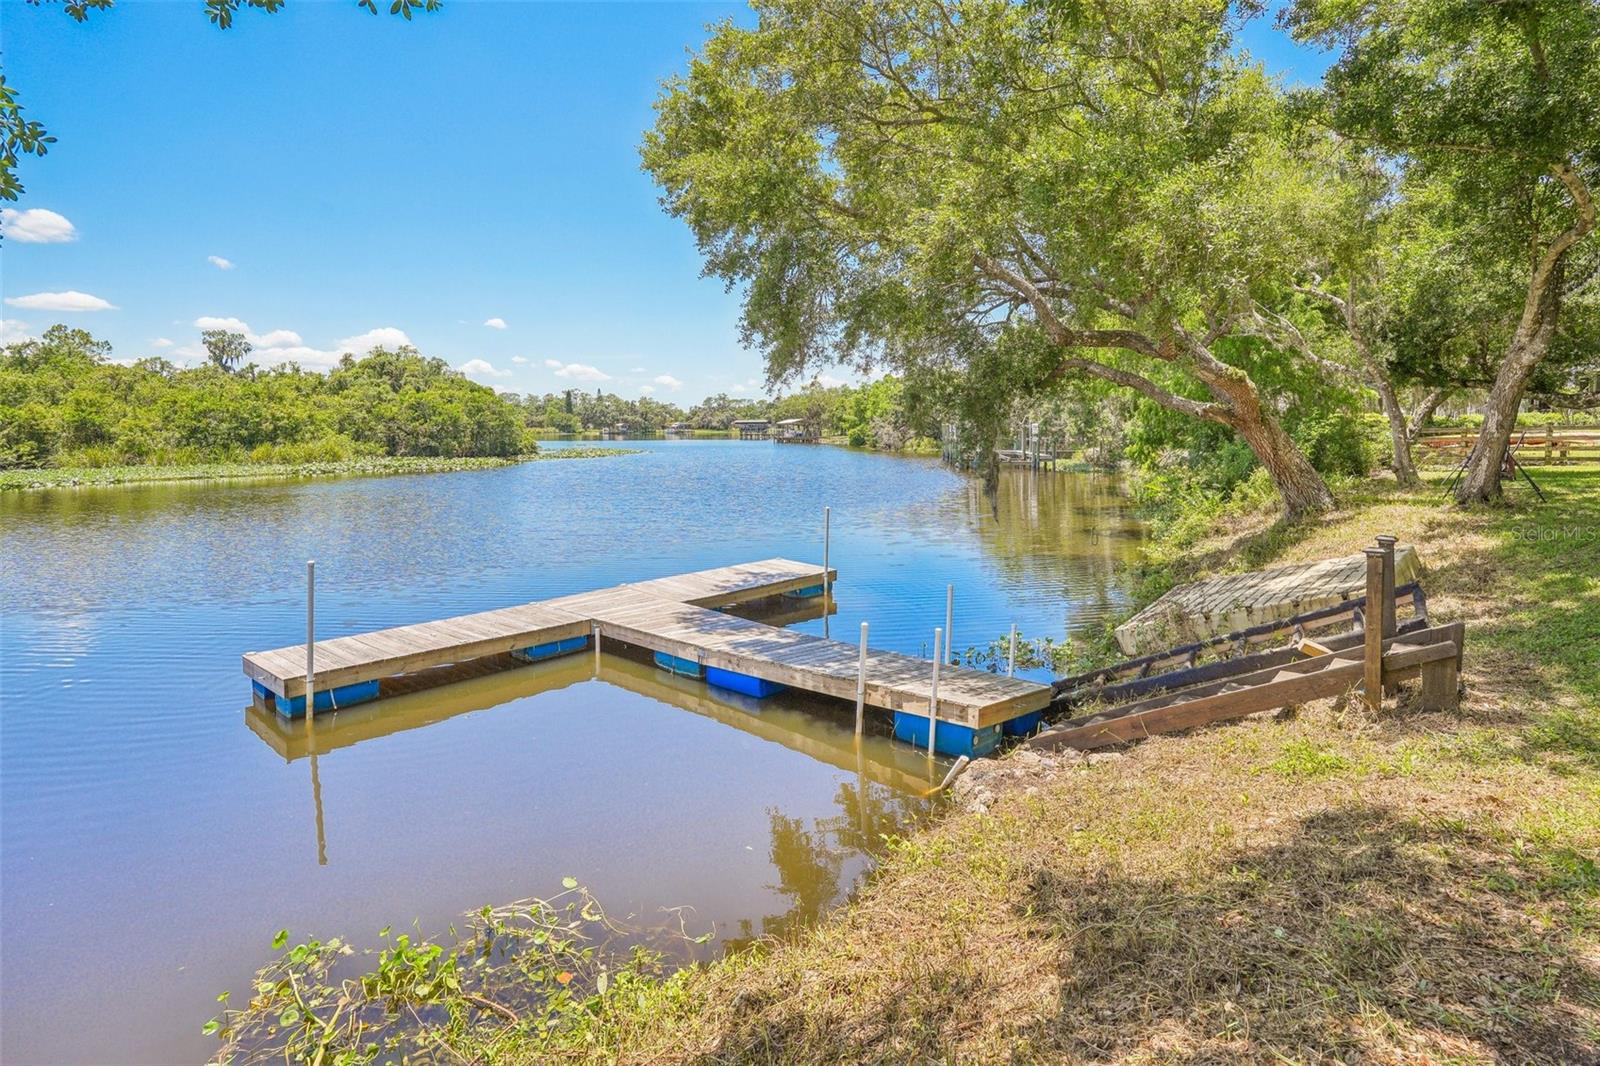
left=592, top=622, right=601, bottom=676
left=944, top=584, right=954, bottom=666
left=1008, top=623, right=1018, bottom=677
left=305, top=560, right=315, bottom=724
left=927, top=627, right=942, bottom=756
left=822, top=506, right=831, bottom=640
left=854, top=621, right=868, bottom=736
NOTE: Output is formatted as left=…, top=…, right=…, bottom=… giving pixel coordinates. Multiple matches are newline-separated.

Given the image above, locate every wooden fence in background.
left=1415, top=426, right=1600, bottom=466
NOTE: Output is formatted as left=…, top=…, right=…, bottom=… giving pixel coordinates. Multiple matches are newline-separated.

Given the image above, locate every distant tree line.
left=0, top=326, right=532, bottom=468
left=518, top=376, right=934, bottom=450
left=0, top=326, right=943, bottom=470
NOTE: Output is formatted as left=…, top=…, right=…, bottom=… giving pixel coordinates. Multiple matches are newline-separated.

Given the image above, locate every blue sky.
left=1, top=1, right=1328, bottom=401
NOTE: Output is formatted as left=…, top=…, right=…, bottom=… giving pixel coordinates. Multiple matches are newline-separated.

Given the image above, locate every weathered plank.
left=1030, top=635, right=1460, bottom=751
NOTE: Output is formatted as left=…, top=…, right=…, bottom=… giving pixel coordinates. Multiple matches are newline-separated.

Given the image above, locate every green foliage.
left=643, top=0, right=1354, bottom=515
left=1286, top=0, right=1600, bottom=408
left=206, top=885, right=692, bottom=1065
left=0, top=326, right=536, bottom=469
left=1262, top=740, right=1352, bottom=780
left=517, top=376, right=936, bottom=451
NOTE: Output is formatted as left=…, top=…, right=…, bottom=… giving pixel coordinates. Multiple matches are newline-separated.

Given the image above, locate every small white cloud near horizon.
left=194, top=315, right=250, bottom=332
left=458, top=358, right=511, bottom=379
left=207, top=255, right=235, bottom=270
left=253, top=329, right=303, bottom=348
left=549, top=361, right=610, bottom=382
left=629, top=366, right=647, bottom=373
left=652, top=374, right=683, bottom=391
left=816, top=373, right=849, bottom=388
left=511, top=355, right=529, bottom=364
left=6, top=290, right=116, bottom=312
left=175, top=319, right=410, bottom=370
left=1, top=208, right=77, bottom=243
left=1, top=318, right=33, bottom=344
left=151, top=337, right=174, bottom=348
left=640, top=385, right=656, bottom=395
left=336, top=326, right=411, bottom=355
left=191, top=317, right=301, bottom=350
left=483, top=317, right=507, bottom=330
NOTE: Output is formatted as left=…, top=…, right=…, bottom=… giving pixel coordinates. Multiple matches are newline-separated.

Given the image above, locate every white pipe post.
left=1008, top=623, right=1018, bottom=677
left=592, top=622, right=601, bottom=675
left=927, top=627, right=942, bottom=756
left=854, top=621, right=868, bottom=736
left=822, top=506, right=831, bottom=640
left=305, top=560, right=316, bottom=724
left=944, top=584, right=954, bottom=666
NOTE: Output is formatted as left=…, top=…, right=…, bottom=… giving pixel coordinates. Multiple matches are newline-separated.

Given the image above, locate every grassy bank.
left=214, top=469, right=1598, bottom=1064
left=0, top=448, right=640, bottom=492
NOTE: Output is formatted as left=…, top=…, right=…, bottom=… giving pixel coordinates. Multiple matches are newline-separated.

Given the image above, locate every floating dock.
left=243, top=559, right=1050, bottom=756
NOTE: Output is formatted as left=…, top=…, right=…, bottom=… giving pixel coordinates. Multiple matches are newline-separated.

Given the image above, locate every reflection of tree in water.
left=724, top=777, right=922, bottom=952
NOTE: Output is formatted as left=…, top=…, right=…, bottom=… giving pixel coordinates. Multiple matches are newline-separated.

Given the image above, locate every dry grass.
left=521, top=471, right=1600, bottom=1065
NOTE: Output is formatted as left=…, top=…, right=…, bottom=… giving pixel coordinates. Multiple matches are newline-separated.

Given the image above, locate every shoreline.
left=208, top=467, right=1599, bottom=1062
left=0, top=448, right=641, bottom=492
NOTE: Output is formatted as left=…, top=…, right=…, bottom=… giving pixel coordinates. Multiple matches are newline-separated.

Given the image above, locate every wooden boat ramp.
left=243, top=559, right=1050, bottom=757
left=1030, top=536, right=1465, bottom=752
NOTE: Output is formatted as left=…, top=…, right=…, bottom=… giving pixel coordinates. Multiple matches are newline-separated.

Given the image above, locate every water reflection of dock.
left=245, top=654, right=942, bottom=796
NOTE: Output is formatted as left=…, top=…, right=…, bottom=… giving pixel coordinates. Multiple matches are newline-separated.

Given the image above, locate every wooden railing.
left=1415, top=426, right=1600, bottom=466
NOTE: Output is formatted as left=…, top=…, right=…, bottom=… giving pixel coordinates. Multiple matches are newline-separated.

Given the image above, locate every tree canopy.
left=644, top=0, right=1353, bottom=516
left=0, top=326, right=532, bottom=467
left=1285, top=0, right=1599, bottom=501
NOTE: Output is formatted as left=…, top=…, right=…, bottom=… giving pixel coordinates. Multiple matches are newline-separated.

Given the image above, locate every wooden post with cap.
left=1375, top=534, right=1399, bottom=695
left=1363, top=547, right=1385, bottom=710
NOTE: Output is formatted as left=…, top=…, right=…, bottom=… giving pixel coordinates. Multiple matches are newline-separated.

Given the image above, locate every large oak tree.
left=644, top=0, right=1342, bottom=518
left=1287, top=0, right=1598, bottom=504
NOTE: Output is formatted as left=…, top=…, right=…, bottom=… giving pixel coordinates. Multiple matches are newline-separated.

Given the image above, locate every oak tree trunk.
left=1456, top=268, right=1563, bottom=504
left=1232, top=407, right=1337, bottom=520
left=1374, top=380, right=1421, bottom=487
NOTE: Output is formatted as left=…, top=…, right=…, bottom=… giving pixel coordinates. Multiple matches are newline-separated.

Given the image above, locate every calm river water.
left=0, top=440, right=1143, bottom=1064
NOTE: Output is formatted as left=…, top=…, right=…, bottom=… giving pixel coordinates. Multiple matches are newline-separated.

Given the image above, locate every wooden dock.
left=243, top=559, right=1050, bottom=752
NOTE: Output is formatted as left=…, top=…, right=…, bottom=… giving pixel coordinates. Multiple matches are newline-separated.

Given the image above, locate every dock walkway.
left=244, top=559, right=1050, bottom=754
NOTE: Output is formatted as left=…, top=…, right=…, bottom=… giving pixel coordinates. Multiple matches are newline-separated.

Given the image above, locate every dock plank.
left=243, top=558, right=1049, bottom=726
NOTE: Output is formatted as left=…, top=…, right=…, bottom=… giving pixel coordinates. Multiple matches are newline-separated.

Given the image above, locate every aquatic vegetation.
left=206, top=884, right=705, bottom=1065
left=0, top=448, right=639, bottom=491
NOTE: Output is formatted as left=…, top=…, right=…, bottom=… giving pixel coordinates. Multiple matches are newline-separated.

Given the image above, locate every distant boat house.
left=773, top=418, right=820, bottom=443
left=731, top=418, right=771, bottom=440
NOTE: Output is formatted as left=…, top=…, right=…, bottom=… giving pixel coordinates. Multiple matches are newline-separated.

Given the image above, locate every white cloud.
left=1, top=318, right=33, bottom=344
left=458, top=358, right=512, bottom=379
left=652, top=374, right=684, bottom=391
left=550, top=361, right=610, bottom=382
left=640, top=385, right=656, bottom=395
left=252, top=328, right=303, bottom=348
left=511, top=355, right=529, bottom=365
left=207, top=255, right=235, bottom=270
left=194, top=315, right=251, bottom=332
left=192, top=317, right=301, bottom=349
left=5, top=290, right=116, bottom=312
left=336, top=326, right=411, bottom=355
left=254, top=345, right=342, bottom=370
left=816, top=373, right=848, bottom=388
left=1, top=208, right=77, bottom=243
left=629, top=366, right=647, bottom=373
left=151, top=337, right=174, bottom=348
left=483, top=317, right=507, bottom=330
